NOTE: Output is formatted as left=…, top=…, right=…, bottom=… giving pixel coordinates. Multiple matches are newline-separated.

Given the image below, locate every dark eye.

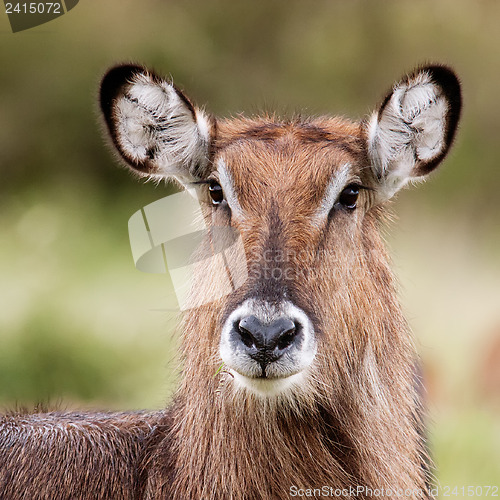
left=208, top=180, right=225, bottom=205
left=338, top=184, right=360, bottom=210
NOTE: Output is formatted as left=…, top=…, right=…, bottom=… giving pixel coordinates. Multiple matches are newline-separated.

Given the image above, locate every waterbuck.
left=0, top=64, right=461, bottom=499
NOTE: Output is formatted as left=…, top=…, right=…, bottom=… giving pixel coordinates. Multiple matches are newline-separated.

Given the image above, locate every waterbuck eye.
left=208, top=180, right=224, bottom=205
left=338, top=184, right=360, bottom=210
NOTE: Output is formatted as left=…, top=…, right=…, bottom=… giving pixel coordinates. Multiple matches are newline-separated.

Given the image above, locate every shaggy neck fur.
left=143, top=219, right=430, bottom=500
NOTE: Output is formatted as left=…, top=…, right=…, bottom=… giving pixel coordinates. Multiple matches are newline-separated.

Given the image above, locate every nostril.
left=276, top=327, right=297, bottom=350
left=239, top=327, right=256, bottom=349
left=235, top=320, right=256, bottom=349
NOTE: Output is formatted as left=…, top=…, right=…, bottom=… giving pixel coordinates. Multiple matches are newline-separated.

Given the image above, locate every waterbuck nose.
left=234, top=315, right=300, bottom=366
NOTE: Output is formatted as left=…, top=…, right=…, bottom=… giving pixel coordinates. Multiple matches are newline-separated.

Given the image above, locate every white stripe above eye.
left=312, top=163, right=352, bottom=224
left=217, top=159, right=243, bottom=218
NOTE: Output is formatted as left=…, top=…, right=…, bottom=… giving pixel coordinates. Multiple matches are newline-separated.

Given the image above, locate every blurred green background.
left=1, top=0, right=499, bottom=491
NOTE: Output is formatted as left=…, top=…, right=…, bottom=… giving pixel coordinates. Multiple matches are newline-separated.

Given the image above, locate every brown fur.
left=0, top=410, right=165, bottom=499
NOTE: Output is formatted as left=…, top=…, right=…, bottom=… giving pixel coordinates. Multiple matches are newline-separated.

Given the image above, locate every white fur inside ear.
left=367, top=71, right=449, bottom=200
left=113, top=72, right=210, bottom=181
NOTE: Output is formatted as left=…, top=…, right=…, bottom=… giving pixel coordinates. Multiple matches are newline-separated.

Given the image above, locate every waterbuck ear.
left=366, top=65, right=462, bottom=201
left=99, top=64, right=215, bottom=184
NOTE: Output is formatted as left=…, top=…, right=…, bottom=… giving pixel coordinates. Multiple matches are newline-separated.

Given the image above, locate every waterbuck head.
left=100, top=64, right=461, bottom=404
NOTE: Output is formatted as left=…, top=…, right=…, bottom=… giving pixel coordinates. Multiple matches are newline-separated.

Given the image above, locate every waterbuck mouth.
left=230, top=370, right=309, bottom=397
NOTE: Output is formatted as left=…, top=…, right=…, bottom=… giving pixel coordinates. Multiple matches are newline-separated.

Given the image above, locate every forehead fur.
left=214, top=116, right=369, bottom=211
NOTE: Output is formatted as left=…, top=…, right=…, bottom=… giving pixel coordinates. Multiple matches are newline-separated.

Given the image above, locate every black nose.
left=233, top=315, right=300, bottom=367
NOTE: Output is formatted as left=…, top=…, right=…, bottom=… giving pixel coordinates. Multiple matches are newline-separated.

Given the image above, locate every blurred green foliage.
left=0, top=0, right=499, bottom=489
